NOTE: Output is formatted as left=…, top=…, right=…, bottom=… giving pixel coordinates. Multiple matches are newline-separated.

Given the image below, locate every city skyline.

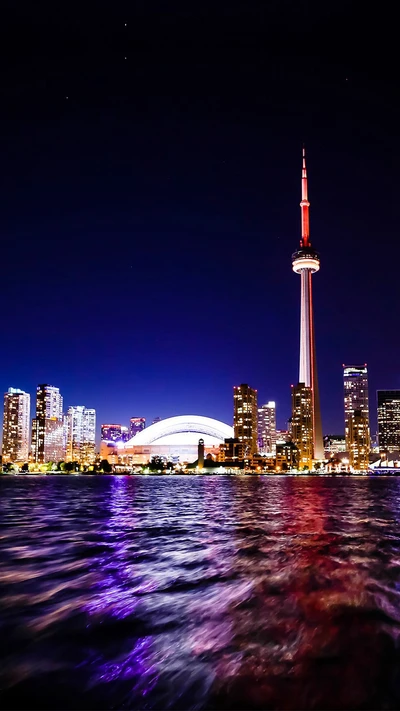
left=0, top=142, right=395, bottom=443
left=1, top=356, right=397, bottom=455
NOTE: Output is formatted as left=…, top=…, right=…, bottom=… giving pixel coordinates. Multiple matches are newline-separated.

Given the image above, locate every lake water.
left=2, top=475, right=400, bottom=709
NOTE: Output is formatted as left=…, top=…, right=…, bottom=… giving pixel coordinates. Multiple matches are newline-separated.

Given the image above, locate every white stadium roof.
left=123, top=414, right=233, bottom=447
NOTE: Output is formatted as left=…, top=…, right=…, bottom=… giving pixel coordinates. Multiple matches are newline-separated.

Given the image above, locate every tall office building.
left=291, top=383, right=313, bottom=470
left=291, top=148, right=324, bottom=459
left=129, top=417, right=146, bottom=438
left=377, top=390, right=400, bottom=453
left=65, top=406, right=96, bottom=465
left=233, top=384, right=258, bottom=455
left=2, top=388, right=30, bottom=462
left=101, top=423, right=122, bottom=442
left=258, top=401, right=276, bottom=454
left=343, top=365, right=370, bottom=468
left=349, top=410, right=370, bottom=470
left=31, top=384, right=64, bottom=463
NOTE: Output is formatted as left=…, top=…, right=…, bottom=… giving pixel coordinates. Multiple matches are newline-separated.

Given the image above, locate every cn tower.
left=292, top=147, right=324, bottom=460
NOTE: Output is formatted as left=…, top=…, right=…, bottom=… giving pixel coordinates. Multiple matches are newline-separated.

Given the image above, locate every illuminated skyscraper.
left=343, top=365, right=370, bottom=468
left=257, top=401, right=276, bottom=454
left=129, top=417, right=146, bottom=438
left=348, top=410, right=370, bottom=470
left=233, top=384, right=258, bottom=455
left=65, top=406, right=96, bottom=464
left=31, top=384, right=64, bottom=462
left=343, top=365, right=369, bottom=424
left=377, top=390, right=400, bottom=453
left=292, top=148, right=323, bottom=460
left=2, top=388, right=30, bottom=462
left=291, top=383, right=313, bottom=469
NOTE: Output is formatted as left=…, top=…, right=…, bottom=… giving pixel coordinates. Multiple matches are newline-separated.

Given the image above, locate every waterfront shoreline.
left=0, top=470, right=392, bottom=477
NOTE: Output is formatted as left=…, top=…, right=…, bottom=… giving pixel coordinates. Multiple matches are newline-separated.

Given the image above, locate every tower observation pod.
left=292, top=147, right=324, bottom=461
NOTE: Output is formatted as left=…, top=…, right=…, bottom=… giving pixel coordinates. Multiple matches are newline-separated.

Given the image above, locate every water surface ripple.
left=2, top=475, right=400, bottom=709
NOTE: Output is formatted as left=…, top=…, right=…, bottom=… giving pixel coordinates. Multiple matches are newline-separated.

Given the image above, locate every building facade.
left=218, top=437, right=245, bottom=463
left=2, top=388, right=31, bottom=462
left=323, top=435, right=346, bottom=457
left=291, top=148, right=324, bottom=460
left=233, top=384, right=258, bottom=455
left=101, top=423, right=122, bottom=442
left=291, top=382, right=313, bottom=469
left=31, top=384, right=64, bottom=463
left=349, top=410, right=370, bottom=470
left=276, top=441, right=299, bottom=471
left=377, top=390, right=400, bottom=453
left=121, top=426, right=130, bottom=442
left=65, top=406, right=96, bottom=465
left=257, top=401, right=276, bottom=454
left=343, top=364, right=370, bottom=468
left=129, top=417, right=146, bottom=438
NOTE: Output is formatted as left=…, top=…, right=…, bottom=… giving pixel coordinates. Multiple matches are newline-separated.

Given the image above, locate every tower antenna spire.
left=300, top=145, right=310, bottom=248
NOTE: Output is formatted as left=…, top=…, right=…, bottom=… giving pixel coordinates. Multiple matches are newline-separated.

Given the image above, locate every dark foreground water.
left=2, top=476, right=400, bottom=710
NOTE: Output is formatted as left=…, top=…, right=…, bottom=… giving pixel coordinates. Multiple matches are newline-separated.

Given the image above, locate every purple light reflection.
left=90, top=636, right=159, bottom=696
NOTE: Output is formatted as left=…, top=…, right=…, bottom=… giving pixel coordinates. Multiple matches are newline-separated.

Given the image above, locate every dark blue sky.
left=0, top=1, right=398, bottom=440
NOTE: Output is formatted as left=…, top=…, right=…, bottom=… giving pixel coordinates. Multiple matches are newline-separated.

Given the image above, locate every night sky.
left=1, top=1, right=398, bottom=440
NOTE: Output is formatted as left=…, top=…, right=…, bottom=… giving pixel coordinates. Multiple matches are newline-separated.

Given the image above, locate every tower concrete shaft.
left=292, top=148, right=324, bottom=460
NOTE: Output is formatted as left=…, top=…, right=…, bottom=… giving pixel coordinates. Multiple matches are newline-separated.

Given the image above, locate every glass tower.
left=65, top=406, right=96, bottom=464
left=257, top=401, right=277, bottom=454
left=343, top=365, right=370, bottom=469
left=377, top=390, right=400, bottom=453
left=233, top=384, right=258, bottom=456
left=31, top=384, right=64, bottom=463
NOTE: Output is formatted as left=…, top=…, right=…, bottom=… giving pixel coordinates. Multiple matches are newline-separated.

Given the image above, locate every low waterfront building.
left=218, top=437, right=245, bottom=463
left=324, top=434, right=346, bottom=457
left=276, top=441, right=299, bottom=471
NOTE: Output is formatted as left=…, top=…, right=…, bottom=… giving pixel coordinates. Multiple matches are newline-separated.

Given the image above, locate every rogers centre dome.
left=120, top=415, right=234, bottom=464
